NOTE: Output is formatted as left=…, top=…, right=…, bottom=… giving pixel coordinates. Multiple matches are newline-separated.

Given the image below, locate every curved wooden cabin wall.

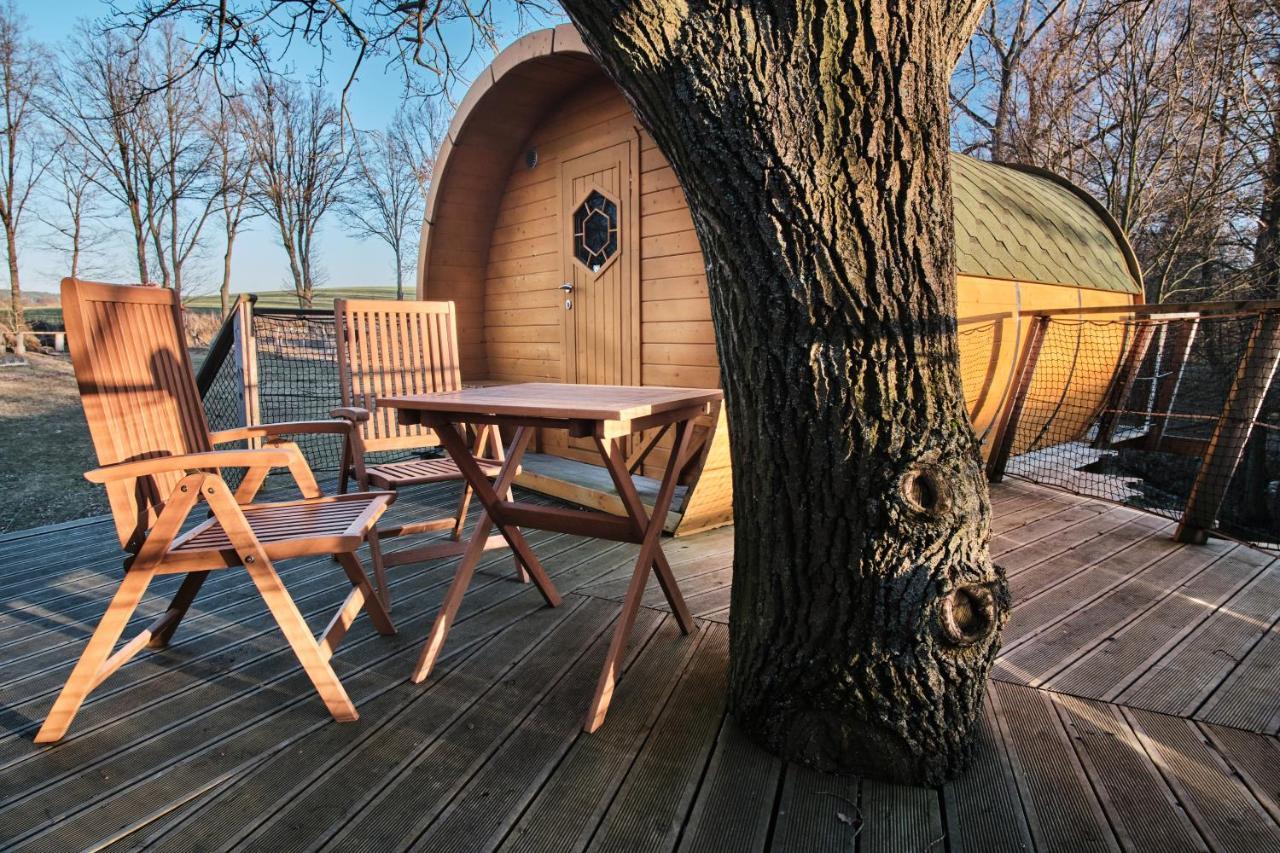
left=422, top=37, right=1136, bottom=534
left=450, top=76, right=736, bottom=533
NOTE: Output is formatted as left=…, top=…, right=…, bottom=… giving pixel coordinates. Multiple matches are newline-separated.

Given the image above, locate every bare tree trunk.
left=563, top=1, right=1005, bottom=784
left=395, top=246, right=404, bottom=300
left=1256, top=63, right=1280, bottom=301
left=129, top=200, right=149, bottom=284
left=5, top=222, right=19, bottom=333
left=220, top=234, right=234, bottom=316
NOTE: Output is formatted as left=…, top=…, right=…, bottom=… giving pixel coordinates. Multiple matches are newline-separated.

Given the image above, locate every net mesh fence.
left=200, top=308, right=430, bottom=474
left=958, top=318, right=1001, bottom=443
left=1000, top=312, right=1280, bottom=551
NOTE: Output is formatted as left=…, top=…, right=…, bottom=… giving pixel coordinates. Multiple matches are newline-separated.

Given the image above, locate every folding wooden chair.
left=35, top=279, right=396, bottom=744
left=331, top=298, right=526, bottom=602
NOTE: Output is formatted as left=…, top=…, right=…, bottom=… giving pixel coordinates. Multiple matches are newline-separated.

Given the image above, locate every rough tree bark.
left=561, top=1, right=1007, bottom=784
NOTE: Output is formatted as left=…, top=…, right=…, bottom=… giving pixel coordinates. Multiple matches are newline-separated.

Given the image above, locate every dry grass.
left=0, top=352, right=107, bottom=532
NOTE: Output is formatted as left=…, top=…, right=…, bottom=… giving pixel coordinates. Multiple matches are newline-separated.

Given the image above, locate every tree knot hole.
left=940, top=584, right=997, bottom=647
left=899, top=465, right=950, bottom=517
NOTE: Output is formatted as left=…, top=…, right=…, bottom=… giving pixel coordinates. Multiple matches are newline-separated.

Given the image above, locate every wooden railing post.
left=987, top=314, right=1051, bottom=483
left=1175, top=311, right=1280, bottom=543
left=1093, top=318, right=1156, bottom=448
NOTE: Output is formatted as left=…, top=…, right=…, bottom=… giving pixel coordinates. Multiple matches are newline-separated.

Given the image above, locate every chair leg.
left=35, top=569, right=155, bottom=744
left=336, top=552, right=395, bottom=636
left=148, top=570, right=210, bottom=648
left=365, top=529, right=391, bottom=611
left=244, top=558, right=359, bottom=723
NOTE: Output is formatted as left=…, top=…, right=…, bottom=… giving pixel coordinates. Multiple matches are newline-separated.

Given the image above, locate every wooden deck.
left=0, top=479, right=1277, bottom=851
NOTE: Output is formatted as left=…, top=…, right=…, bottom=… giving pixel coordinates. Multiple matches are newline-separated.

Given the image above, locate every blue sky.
left=16, top=0, right=564, bottom=297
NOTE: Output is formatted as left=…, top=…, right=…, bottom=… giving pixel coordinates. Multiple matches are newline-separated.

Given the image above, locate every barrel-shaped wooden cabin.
left=418, top=26, right=1144, bottom=534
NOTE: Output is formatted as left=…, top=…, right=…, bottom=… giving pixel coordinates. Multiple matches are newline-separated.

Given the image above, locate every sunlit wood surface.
left=0, top=479, right=1276, bottom=850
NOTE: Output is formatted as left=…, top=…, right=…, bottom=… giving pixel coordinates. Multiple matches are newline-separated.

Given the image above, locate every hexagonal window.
left=572, top=190, right=619, bottom=274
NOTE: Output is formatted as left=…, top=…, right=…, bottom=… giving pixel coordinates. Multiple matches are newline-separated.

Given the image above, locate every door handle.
left=561, top=282, right=574, bottom=292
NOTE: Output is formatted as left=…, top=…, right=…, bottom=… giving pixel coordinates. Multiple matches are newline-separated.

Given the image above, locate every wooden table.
left=380, top=383, right=724, bottom=731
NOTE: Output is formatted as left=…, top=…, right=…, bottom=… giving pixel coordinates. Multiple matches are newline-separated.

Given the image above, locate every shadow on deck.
left=0, top=480, right=1276, bottom=850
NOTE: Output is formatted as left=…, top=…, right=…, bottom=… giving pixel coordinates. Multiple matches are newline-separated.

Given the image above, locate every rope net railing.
left=990, top=308, right=1280, bottom=551
left=200, top=302, right=429, bottom=474
left=957, top=316, right=1003, bottom=443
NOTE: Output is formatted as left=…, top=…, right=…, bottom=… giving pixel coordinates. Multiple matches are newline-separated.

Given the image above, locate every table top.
left=379, top=383, right=722, bottom=423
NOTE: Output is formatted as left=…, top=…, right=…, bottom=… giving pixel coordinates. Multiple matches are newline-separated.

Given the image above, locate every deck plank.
left=1050, top=693, right=1206, bottom=851
left=768, top=766, right=860, bottom=853
left=0, top=479, right=1277, bottom=851
left=1125, top=707, right=1280, bottom=853
left=133, top=597, right=614, bottom=852
left=1001, top=518, right=1180, bottom=648
left=322, top=599, right=624, bottom=851
left=1003, top=507, right=1167, bottom=581
left=990, top=681, right=1120, bottom=852
left=676, top=718, right=781, bottom=853
left=859, top=780, right=945, bottom=853
left=1117, top=559, right=1280, bottom=717
left=585, top=623, right=729, bottom=852
left=416, top=609, right=672, bottom=853
left=498, top=618, right=706, bottom=853
left=941, top=693, right=1035, bottom=853
left=1194, top=610, right=1280, bottom=733
left=993, top=499, right=1114, bottom=555
left=11, top=565, right=597, bottom=851
left=1047, top=544, right=1274, bottom=700
left=2, top=534, right=629, bottom=847
left=0, top=528, right=586, bottom=766
left=996, top=539, right=1236, bottom=686
left=1197, top=722, right=1280, bottom=823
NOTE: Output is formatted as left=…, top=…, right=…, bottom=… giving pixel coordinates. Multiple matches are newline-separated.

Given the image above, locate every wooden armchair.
left=36, top=279, right=395, bottom=744
left=331, top=298, right=526, bottom=600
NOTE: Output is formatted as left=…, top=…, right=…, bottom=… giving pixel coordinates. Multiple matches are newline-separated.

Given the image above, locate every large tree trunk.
left=562, top=1, right=1006, bottom=784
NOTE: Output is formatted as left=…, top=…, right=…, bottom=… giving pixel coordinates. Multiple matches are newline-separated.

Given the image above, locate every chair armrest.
left=85, top=448, right=298, bottom=484
left=329, top=406, right=371, bottom=423
left=209, top=420, right=358, bottom=445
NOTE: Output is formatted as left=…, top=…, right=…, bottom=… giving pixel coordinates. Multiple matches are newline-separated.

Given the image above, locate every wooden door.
left=555, top=141, right=638, bottom=462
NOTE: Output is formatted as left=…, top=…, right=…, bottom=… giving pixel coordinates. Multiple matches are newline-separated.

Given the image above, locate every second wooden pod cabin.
left=419, top=26, right=1144, bottom=534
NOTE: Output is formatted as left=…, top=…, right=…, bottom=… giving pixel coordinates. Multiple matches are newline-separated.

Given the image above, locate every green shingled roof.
left=951, top=154, right=1142, bottom=295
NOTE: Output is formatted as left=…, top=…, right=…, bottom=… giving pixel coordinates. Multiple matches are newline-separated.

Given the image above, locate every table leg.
left=435, top=422, right=560, bottom=606
left=583, top=419, right=697, bottom=732
left=488, top=427, right=531, bottom=584
left=409, top=425, right=560, bottom=684
left=596, top=433, right=695, bottom=634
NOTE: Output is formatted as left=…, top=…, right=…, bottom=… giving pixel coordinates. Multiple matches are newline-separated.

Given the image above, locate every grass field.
left=0, top=286, right=397, bottom=531
left=4, top=286, right=399, bottom=330
left=186, top=286, right=398, bottom=311
left=0, top=352, right=108, bottom=531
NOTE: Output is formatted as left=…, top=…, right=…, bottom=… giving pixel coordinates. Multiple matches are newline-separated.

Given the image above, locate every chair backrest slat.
left=334, top=298, right=462, bottom=452
left=61, top=278, right=212, bottom=548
